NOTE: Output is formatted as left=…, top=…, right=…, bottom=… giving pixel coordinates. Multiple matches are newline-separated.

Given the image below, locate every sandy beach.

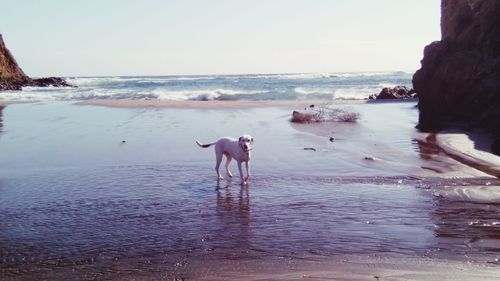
left=1, top=100, right=500, bottom=280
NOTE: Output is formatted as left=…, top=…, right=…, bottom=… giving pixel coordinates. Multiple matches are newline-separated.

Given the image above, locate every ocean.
left=0, top=71, right=412, bottom=101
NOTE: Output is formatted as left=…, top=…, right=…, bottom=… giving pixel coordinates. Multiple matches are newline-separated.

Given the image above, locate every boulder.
left=369, top=86, right=416, bottom=100
left=413, top=0, right=500, bottom=133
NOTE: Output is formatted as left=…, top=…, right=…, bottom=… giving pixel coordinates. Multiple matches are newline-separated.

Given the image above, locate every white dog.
left=196, top=135, right=254, bottom=185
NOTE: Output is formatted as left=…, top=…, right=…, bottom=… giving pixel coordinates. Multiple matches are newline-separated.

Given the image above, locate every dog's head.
left=238, top=134, right=254, bottom=152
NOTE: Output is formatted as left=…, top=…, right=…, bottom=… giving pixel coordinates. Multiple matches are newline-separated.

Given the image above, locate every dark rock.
left=370, top=86, right=416, bottom=100
left=29, top=77, right=75, bottom=88
left=0, top=34, right=29, bottom=82
left=329, top=137, right=335, bottom=142
left=492, top=139, right=500, bottom=156
left=0, top=33, right=74, bottom=91
left=413, top=0, right=500, bottom=133
left=0, top=79, right=23, bottom=91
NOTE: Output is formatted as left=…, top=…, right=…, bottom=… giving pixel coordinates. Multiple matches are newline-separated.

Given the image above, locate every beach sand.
left=76, top=98, right=500, bottom=176
left=1, top=100, right=499, bottom=280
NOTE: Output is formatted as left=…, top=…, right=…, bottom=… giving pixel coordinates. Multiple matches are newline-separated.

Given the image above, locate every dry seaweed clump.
left=291, top=105, right=360, bottom=123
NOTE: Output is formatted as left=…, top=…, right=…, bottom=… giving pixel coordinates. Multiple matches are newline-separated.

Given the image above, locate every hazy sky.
left=1, top=0, right=440, bottom=77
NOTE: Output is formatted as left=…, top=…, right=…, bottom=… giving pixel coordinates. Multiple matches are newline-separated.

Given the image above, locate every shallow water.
left=1, top=165, right=499, bottom=280
left=1, top=102, right=499, bottom=280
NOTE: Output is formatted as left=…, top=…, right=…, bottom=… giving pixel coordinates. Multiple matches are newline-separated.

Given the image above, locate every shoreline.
left=193, top=254, right=500, bottom=281
left=74, top=98, right=417, bottom=109
left=434, top=131, right=500, bottom=178
left=3, top=98, right=499, bottom=179
left=75, top=99, right=365, bottom=109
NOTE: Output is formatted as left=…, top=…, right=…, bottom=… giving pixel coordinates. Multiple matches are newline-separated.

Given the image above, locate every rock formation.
left=0, top=34, right=30, bottom=90
left=413, top=0, right=500, bottom=133
left=0, top=33, right=73, bottom=90
left=368, top=86, right=417, bottom=100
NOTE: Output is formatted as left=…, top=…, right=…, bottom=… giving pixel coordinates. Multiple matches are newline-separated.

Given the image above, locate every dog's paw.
left=217, top=176, right=224, bottom=180
left=244, top=176, right=249, bottom=181
left=227, top=172, right=233, bottom=178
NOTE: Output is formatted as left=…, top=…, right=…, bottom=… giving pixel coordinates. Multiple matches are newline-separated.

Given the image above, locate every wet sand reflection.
left=431, top=194, right=500, bottom=261
left=214, top=182, right=251, bottom=252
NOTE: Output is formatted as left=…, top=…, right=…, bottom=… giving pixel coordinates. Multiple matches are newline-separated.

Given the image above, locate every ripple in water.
left=1, top=164, right=499, bottom=279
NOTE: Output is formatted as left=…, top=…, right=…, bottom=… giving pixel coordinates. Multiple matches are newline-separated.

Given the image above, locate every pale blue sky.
left=1, top=0, right=440, bottom=77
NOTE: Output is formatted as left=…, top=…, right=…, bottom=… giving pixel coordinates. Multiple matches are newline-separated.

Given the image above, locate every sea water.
left=0, top=102, right=499, bottom=280
left=0, top=71, right=411, bottom=101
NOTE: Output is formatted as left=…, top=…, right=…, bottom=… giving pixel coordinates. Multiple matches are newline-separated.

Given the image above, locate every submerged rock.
left=413, top=0, right=500, bottom=133
left=0, top=33, right=74, bottom=91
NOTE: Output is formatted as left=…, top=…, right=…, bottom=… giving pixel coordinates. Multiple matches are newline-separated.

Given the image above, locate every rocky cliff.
left=413, top=0, right=500, bottom=133
left=0, top=34, right=30, bottom=90
left=0, top=33, right=73, bottom=90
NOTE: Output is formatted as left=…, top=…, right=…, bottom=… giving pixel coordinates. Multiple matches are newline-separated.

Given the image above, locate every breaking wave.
left=1, top=71, right=413, bottom=102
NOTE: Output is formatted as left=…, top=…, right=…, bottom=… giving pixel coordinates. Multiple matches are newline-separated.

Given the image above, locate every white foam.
left=242, top=71, right=409, bottom=80
left=433, top=185, right=500, bottom=204
left=293, top=87, right=334, bottom=95
left=333, top=87, right=379, bottom=100
left=151, top=88, right=266, bottom=101
left=0, top=72, right=412, bottom=102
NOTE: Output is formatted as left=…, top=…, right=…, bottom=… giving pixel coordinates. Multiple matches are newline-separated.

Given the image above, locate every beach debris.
left=121, top=140, right=126, bottom=143
left=364, top=156, right=375, bottom=161
left=329, top=137, right=335, bottom=142
left=293, top=110, right=322, bottom=123
left=291, top=105, right=360, bottom=123
left=304, top=147, right=316, bottom=151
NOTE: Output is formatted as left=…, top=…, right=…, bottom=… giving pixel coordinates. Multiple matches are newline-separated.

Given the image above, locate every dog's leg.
left=215, top=151, right=224, bottom=180
left=244, top=161, right=250, bottom=181
left=224, top=153, right=233, bottom=178
left=237, top=161, right=246, bottom=185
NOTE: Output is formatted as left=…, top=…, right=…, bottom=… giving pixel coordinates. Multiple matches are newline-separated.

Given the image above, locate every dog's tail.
left=196, top=140, right=216, bottom=148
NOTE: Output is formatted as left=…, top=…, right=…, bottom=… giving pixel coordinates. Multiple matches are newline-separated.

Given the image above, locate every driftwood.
left=291, top=105, right=360, bottom=123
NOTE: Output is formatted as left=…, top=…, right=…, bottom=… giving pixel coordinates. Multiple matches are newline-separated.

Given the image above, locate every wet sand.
left=76, top=98, right=366, bottom=109
left=1, top=101, right=499, bottom=280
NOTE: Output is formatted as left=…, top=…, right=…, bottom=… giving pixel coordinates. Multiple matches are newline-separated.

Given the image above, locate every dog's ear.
left=239, top=136, right=243, bottom=142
